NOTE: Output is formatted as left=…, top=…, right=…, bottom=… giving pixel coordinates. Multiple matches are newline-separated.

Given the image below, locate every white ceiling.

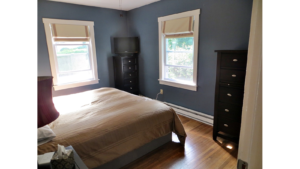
left=48, top=0, right=160, bottom=11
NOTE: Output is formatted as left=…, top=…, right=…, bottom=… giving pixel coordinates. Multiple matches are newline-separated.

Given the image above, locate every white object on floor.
left=38, top=152, right=55, bottom=165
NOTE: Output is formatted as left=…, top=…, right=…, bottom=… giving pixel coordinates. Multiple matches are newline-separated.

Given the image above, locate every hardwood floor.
left=122, top=115, right=238, bottom=169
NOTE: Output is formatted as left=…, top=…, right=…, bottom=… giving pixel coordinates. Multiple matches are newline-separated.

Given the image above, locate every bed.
left=38, top=87, right=186, bottom=169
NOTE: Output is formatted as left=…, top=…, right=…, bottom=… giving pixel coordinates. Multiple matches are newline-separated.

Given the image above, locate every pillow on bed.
left=38, top=125, right=56, bottom=146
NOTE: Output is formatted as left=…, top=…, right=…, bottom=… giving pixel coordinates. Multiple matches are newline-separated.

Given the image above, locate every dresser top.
left=113, top=55, right=138, bottom=58
left=214, top=50, right=248, bottom=53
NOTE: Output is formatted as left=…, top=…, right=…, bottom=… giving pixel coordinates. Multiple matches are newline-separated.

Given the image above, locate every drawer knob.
left=130, top=74, right=131, bottom=76
left=130, top=87, right=132, bottom=89
left=224, top=124, right=228, bottom=127
left=233, top=59, right=238, bottom=62
left=129, top=60, right=131, bottom=62
left=227, top=93, right=232, bottom=97
left=130, top=81, right=132, bottom=83
left=129, top=67, right=131, bottom=69
left=225, top=109, right=229, bottom=112
left=232, top=74, right=236, bottom=77
left=228, top=84, right=230, bottom=86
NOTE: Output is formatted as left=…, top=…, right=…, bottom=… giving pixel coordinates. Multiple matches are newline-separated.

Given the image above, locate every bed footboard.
left=94, top=133, right=172, bottom=169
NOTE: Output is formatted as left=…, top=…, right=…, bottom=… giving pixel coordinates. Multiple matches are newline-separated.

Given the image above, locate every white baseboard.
left=164, top=102, right=214, bottom=126
left=138, top=95, right=213, bottom=126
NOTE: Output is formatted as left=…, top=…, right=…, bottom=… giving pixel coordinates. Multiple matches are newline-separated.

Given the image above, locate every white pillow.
left=38, top=125, right=56, bottom=146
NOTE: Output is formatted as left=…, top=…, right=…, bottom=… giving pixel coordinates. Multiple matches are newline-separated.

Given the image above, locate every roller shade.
left=51, top=24, right=89, bottom=42
left=163, top=16, right=194, bottom=38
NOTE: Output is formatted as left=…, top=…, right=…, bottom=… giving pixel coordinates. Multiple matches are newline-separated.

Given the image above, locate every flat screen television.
left=113, top=37, right=139, bottom=54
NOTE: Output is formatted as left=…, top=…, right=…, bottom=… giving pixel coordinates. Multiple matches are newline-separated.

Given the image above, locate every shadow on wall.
left=107, top=54, right=115, bottom=87
left=138, top=54, right=145, bottom=96
left=108, top=36, right=117, bottom=87
left=110, top=36, right=115, bottom=54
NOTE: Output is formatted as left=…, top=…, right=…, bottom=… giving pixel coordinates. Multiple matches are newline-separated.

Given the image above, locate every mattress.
left=38, top=87, right=186, bottom=169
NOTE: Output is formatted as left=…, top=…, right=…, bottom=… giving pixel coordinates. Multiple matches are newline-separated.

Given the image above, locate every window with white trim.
left=43, top=18, right=99, bottom=91
left=158, top=9, right=200, bottom=91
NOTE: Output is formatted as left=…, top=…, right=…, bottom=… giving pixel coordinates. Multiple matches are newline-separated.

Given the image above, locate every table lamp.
left=36, top=76, right=59, bottom=128
left=38, top=76, right=59, bottom=128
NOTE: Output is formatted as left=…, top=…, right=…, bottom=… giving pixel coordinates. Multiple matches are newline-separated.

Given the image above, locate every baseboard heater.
left=164, top=102, right=214, bottom=126
left=138, top=95, right=213, bottom=126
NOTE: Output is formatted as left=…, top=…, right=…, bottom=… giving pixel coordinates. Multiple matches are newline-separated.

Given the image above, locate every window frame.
left=158, top=9, right=200, bottom=91
left=43, top=18, right=99, bottom=91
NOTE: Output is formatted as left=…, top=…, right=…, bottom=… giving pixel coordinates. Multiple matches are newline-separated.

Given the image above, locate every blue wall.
left=127, top=0, right=253, bottom=115
left=38, top=0, right=128, bottom=96
left=38, top=0, right=253, bottom=116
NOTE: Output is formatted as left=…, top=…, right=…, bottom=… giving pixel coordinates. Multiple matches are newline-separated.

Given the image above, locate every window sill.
left=158, top=79, right=197, bottom=91
left=53, top=79, right=99, bottom=91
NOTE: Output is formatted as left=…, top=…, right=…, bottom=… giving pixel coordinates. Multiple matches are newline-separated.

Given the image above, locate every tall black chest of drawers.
left=213, top=50, right=247, bottom=144
left=113, top=55, right=139, bottom=95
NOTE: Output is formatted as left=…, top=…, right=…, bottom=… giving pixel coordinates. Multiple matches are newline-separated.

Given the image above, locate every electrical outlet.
left=160, top=89, right=163, bottom=94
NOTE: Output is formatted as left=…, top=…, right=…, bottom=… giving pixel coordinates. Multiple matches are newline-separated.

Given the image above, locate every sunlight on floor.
left=172, top=133, right=180, bottom=143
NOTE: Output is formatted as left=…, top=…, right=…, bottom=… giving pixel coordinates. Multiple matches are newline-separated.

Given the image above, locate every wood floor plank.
left=122, top=115, right=238, bottom=169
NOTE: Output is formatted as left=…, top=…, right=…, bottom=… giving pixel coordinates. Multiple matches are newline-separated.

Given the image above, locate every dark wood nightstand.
left=65, top=146, right=88, bottom=169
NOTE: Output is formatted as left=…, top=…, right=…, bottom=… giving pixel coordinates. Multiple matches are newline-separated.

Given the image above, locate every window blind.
left=163, top=16, right=194, bottom=38
left=51, top=24, right=89, bottom=42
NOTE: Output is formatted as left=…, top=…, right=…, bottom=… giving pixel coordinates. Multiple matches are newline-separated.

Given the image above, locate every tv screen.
left=113, top=37, right=139, bottom=54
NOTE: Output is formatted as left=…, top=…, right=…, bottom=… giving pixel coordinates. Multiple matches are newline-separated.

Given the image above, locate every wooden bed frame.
left=94, top=133, right=172, bottom=169
left=39, top=88, right=186, bottom=169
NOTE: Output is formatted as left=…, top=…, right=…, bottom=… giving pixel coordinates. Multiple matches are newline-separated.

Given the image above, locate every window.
left=158, top=9, right=200, bottom=91
left=43, top=18, right=99, bottom=90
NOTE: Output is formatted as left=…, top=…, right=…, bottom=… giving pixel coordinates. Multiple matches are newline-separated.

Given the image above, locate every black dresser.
left=213, top=50, right=248, bottom=144
left=113, top=55, right=139, bottom=95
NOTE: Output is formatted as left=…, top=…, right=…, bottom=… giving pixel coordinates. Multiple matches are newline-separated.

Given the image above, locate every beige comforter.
left=38, top=87, right=186, bottom=169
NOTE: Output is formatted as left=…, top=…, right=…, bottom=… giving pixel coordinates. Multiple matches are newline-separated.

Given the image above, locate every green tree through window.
left=165, top=37, right=194, bottom=82
left=57, top=45, right=88, bottom=54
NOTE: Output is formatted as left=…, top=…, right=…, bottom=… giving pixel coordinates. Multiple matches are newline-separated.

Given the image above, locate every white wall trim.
left=43, top=18, right=94, bottom=26
left=237, top=0, right=262, bottom=168
left=164, top=102, right=213, bottom=126
left=42, top=18, right=99, bottom=91
left=138, top=94, right=213, bottom=125
left=158, top=9, right=200, bottom=22
left=53, top=79, right=99, bottom=90
left=43, top=19, right=59, bottom=86
left=157, top=9, right=200, bottom=91
left=158, top=79, right=197, bottom=91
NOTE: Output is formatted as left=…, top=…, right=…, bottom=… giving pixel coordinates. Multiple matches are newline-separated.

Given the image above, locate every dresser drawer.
left=218, top=102, right=242, bottom=121
left=220, top=53, right=247, bottom=69
left=123, top=64, right=137, bottom=72
left=124, top=78, right=138, bottom=85
left=220, top=69, right=246, bottom=83
left=124, top=72, right=137, bottom=78
left=219, top=82, right=244, bottom=89
left=218, top=117, right=241, bottom=136
left=219, top=87, right=244, bottom=105
left=124, top=84, right=138, bottom=91
left=123, top=58, right=136, bottom=64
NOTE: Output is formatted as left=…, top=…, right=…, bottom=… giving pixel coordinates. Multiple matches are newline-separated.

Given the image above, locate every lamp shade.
left=38, top=76, right=59, bottom=128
